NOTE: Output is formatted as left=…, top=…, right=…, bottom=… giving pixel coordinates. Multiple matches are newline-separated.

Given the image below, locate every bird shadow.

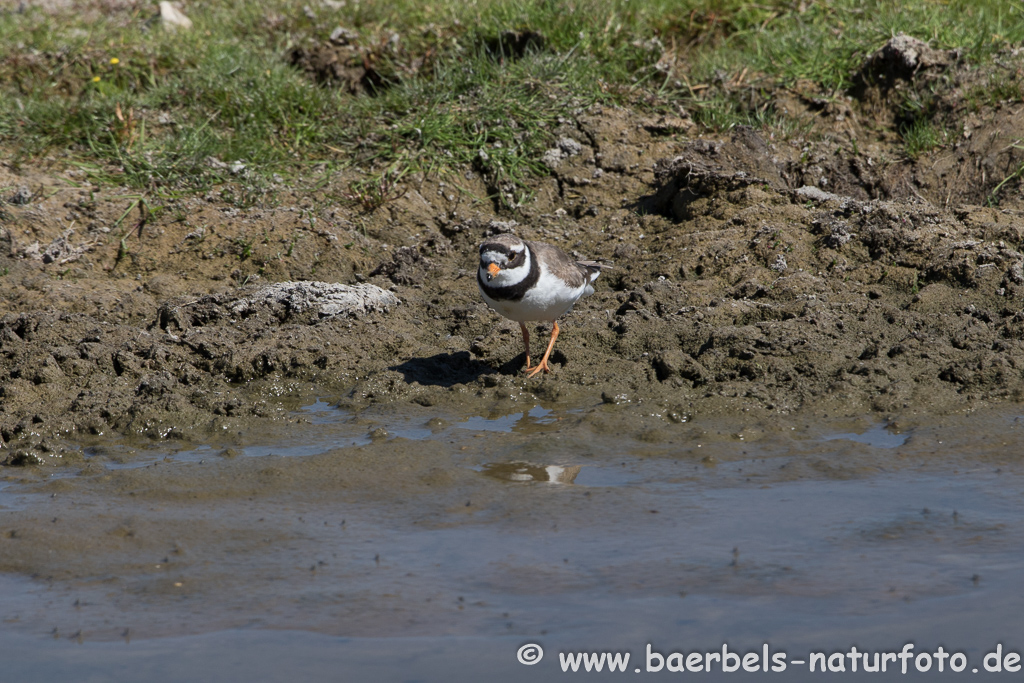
left=390, top=351, right=524, bottom=387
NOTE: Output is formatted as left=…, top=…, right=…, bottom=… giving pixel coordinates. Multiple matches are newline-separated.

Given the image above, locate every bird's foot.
left=524, top=358, right=552, bottom=378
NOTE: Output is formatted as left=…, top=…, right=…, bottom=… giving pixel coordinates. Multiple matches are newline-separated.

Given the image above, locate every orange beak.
left=487, top=263, right=501, bottom=278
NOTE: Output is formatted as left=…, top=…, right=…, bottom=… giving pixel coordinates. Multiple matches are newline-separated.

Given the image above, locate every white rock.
left=558, top=137, right=583, bottom=156
left=541, top=148, right=563, bottom=170
left=795, top=185, right=842, bottom=203
left=330, top=26, right=359, bottom=45
left=231, top=282, right=399, bottom=318
left=159, top=2, right=193, bottom=31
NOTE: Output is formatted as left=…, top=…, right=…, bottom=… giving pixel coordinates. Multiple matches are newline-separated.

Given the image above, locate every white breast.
left=480, top=259, right=590, bottom=323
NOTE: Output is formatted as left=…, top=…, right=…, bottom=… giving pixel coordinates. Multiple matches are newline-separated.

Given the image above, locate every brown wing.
left=525, top=240, right=612, bottom=287
left=523, top=240, right=583, bottom=288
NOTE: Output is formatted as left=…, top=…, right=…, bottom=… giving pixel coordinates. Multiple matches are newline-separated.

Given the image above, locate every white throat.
left=481, top=247, right=531, bottom=287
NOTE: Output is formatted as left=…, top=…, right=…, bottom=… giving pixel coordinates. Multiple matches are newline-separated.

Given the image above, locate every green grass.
left=895, top=84, right=946, bottom=159
left=1, top=0, right=1023, bottom=202
left=965, top=70, right=1024, bottom=111
left=900, top=118, right=946, bottom=159
left=987, top=146, right=1024, bottom=206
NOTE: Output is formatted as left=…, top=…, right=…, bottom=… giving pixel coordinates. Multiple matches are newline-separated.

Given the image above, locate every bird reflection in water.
left=479, top=462, right=582, bottom=485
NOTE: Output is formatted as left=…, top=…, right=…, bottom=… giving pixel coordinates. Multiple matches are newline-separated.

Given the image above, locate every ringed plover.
left=477, top=233, right=609, bottom=378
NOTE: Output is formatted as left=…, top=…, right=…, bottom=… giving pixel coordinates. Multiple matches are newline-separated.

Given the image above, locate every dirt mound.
left=0, top=282, right=398, bottom=451
left=853, top=33, right=960, bottom=89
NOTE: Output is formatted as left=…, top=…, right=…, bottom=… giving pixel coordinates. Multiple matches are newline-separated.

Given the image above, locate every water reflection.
left=457, top=405, right=555, bottom=432
left=479, top=462, right=582, bottom=485
left=298, top=398, right=344, bottom=424
left=822, top=422, right=909, bottom=449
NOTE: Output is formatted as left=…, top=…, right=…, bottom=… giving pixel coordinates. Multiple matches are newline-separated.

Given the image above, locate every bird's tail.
left=577, top=260, right=612, bottom=286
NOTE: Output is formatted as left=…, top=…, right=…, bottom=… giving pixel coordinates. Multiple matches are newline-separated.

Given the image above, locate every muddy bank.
left=3, top=41, right=1024, bottom=461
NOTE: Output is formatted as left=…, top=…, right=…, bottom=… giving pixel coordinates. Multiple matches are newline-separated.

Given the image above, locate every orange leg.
left=519, top=322, right=535, bottom=371
left=526, top=320, right=560, bottom=378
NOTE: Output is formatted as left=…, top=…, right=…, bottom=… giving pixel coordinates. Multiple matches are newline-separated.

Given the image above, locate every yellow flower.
left=110, top=57, right=120, bottom=65
left=92, top=76, right=101, bottom=82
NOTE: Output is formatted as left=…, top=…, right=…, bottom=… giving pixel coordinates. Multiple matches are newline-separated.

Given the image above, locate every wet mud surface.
left=1, top=403, right=1023, bottom=644
left=3, top=34, right=1024, bottom=676
left=4, top=44, right=1024, bottom=459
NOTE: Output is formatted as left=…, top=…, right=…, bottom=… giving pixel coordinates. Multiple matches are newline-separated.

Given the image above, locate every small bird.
left=477, top=233, right=609, bottom=378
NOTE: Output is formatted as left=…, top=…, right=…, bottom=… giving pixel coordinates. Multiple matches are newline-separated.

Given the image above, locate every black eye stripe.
left=480, top=243, right=526, bottom=262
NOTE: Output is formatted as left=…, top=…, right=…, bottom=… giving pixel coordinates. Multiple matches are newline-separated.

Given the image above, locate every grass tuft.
left=2, top=0, right=1023, bottom=199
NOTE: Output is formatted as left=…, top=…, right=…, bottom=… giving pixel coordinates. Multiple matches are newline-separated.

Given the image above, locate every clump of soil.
left=3, top=35, right=1024, bottom=462
left=287, top=22, right=436, bottom=94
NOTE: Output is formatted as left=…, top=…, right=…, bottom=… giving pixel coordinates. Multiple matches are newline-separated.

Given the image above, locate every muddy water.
left=1, top=401, right=1024, bottom=681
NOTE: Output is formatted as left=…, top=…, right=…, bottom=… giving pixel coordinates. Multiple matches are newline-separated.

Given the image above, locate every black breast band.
left=478, top=243, right=539, bottom=301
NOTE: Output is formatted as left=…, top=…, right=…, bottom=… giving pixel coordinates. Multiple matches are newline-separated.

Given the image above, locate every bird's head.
left=478, top=234, right=527, bottom=283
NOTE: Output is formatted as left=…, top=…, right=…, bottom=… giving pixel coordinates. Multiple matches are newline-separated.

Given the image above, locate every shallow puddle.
left=1, top=401, right=1024, bottom=681
left=822, top=422, right=910, bottom=449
